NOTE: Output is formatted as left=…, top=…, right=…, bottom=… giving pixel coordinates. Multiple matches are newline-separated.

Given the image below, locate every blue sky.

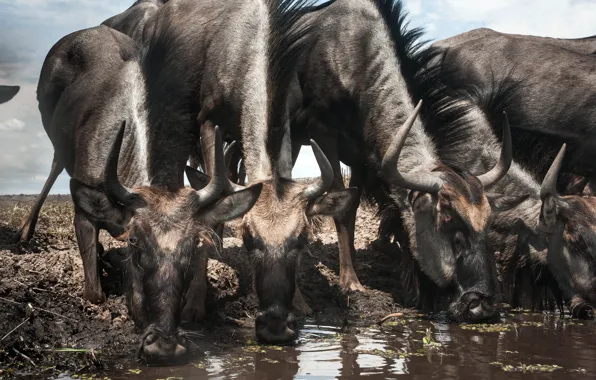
left=0, top=0, right=595, bottom=194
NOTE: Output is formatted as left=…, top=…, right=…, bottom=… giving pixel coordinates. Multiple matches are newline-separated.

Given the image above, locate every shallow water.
left=58, top=311, right=596, bottom=380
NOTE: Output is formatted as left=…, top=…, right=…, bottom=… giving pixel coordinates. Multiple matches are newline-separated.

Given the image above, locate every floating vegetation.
left=128, top=369, right=142, bottom=375
left=243, top=346, right=267, bottom=354
left=357, top=348, right=425, bottom=359
left=422, top=328, right=441, bottom=349
left=504, top=350, right=519, bottom=354
left=569, top=368, right=588, bottom=374
left=564, top=321, right=585, bottom=326
left=461, top=323, right=513, bottom=333
left=191, top=362, right=206, bottom=369
left=261, top=358, right=280, bottom=364
left=490, top=362, right=563, bottom=373
left=461, top=320, right=545, bottom=333
left=519, top=321, right=543, bottom=328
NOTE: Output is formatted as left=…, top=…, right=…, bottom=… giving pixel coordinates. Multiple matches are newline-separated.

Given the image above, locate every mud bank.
left=0, top=195, right=403, bottom=377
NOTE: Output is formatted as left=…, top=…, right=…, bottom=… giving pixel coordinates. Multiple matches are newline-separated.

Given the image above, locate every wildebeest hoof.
left=371, top=238, right=395, bottom=253
left=84, top=290, right=106, bottom=304
left=12, top=227, right=32, bottom=244
left=181, top=304, right=206, bottom=323
left=292, top=288, right=313, bottom=316
left=340, top=273, right=366, bottom=293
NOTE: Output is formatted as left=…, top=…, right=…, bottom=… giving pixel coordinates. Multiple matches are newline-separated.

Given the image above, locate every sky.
left=0, top=0, right=595, bottom=194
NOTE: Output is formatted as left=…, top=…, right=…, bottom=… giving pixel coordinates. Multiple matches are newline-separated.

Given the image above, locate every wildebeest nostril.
left=139, top=331, right=189, bottom=364
left=256, top=311, right=298, bottom=344
left=468, top=298, right=481, bottom=312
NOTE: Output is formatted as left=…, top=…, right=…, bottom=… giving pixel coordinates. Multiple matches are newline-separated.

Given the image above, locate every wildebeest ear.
left=0, top=85, right=19, bottom=104
left=70, top=179, right=129, bottom=230
left=185, top=165, right=210, bottom=190
left=201, top=184, right=263, bottom=224
left=306, top=187, right=358, bottom=217
left=486, top=193, right=530, bottom=212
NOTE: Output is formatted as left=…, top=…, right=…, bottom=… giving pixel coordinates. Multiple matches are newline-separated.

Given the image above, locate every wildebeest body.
left=291, top=0, right=517, bottom=321
left=434, top=30, right=596, bottom=181
left=101, top=0, right=167, bottom=45
left=32, top=24, right=263, bottom=364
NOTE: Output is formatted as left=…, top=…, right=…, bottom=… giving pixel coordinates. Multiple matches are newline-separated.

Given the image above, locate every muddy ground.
left=0, top=194, right=405, bottom=377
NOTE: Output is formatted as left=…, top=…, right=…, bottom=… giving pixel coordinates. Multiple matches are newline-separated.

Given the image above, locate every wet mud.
left=1, top=195, right=595, bottom=379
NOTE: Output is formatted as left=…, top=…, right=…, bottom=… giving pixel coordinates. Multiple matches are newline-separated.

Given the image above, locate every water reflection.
left=95, top=312, right=595, bottom=380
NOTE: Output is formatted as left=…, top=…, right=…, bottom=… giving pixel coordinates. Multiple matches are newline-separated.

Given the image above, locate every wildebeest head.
left=539, top=144, right=596, bottom=318
left=383, top=101, right=521, bottom=322
left=70, top=123, right=262, bottom=363
left=0, top=85, right=19, bottom=104
left=207, top=141, right=356, bottom=344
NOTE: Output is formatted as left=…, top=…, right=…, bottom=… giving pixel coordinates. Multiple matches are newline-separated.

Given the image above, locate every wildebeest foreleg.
left=315, top=135, right=364, bottom=292
left=228, top=143, right=242, bottom=184
left=188, top=141, right=204, bottom=171
left=14, top=154, right=64, bottom=243
left=74, top=212, right=105, bottom=303
left=199, top=121, right=225, bottom=251
left=292, top=284, right=313, bottom=316
left=181, top=251, right=208, bottom=323
left=292, top=253, right=313, bottom=316
left=291, top=140, right=302, bottom=168
left=238, top=160, right=247, bottom=186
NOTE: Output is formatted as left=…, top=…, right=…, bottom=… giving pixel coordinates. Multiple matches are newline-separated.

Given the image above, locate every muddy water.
left=54, top=311, right=596, bottom=380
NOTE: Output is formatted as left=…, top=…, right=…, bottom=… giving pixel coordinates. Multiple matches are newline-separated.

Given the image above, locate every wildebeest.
left=421, top=80, right=596, bottom=317
left=139, top=0, right=355, bottom=344
left=432, top=28, right=596, bottom=185
left=15, top=0, right=167, bottom=243
left=289, top=0, right=518, bottom=322
left=32, top=25, right=262, bottom=363
left=101, top=0, right=167, bottom=45
left=0, top=85, right=19, bottom=104
left=434, top=28, right=596, bottom=55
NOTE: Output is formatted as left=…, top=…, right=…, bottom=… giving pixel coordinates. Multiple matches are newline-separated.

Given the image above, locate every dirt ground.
left=0, top=194, right=405, bottom=377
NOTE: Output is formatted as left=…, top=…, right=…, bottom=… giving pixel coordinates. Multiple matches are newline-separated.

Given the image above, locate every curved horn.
left=381, top=100, right=443, bottom=193
left=540, top=143, right=566, bottom=200
left=0, top=85, right=19, bottom=104
left=224, top=140, right=237, bottom=171
left=302, top=139, right=334, bottom=201
left=478, top=112, right=512, bottom=188
left=104, top=121, right=146, bottom=208
left=196, top=125, right=226, bottom=205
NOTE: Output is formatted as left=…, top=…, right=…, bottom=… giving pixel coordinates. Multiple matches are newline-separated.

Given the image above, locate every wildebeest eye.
left=452, top=232, right=466, bottom=253
left=128, top=236, right=138, bottom=246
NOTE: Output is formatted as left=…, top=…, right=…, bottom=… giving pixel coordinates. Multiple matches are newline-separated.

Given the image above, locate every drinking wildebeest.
left=15, top=0, right=168, bottom=243
left=431, top=28, right=596, bottom=186
left=418, top=77, right=596, bottom=317
left=30, top=25, right=262, bottom=363
left=139, top=0, right=355, bottom=343
left=102, top=0, right=167, bottom=45
left=289, top=0, right=518, bottom=322
left=0, top=85, right=19, bottom=104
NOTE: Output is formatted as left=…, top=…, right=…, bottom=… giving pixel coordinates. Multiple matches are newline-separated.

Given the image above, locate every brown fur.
left=240, top=180, right=322, bottom=245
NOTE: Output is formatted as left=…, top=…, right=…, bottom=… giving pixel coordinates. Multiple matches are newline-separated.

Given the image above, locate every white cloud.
left=405, top=0, right=423, bottom=15
left=411, top=0, right=596, bottom=40
left=0, top=118, right=25, bottom=131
